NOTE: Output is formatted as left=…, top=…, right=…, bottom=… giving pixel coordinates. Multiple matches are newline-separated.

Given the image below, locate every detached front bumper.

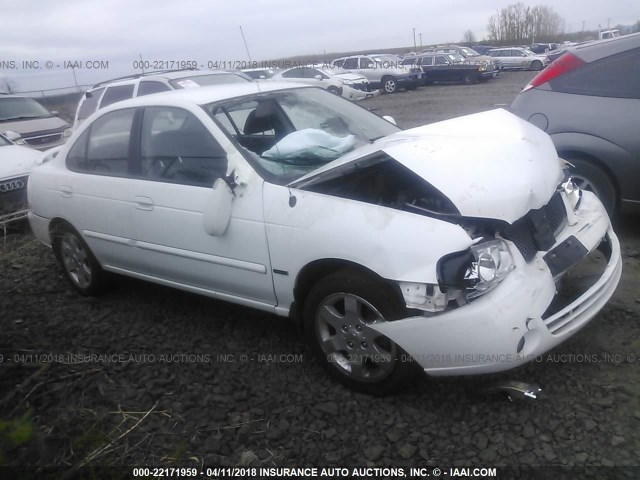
left=371, top=191, right=622, bottom=376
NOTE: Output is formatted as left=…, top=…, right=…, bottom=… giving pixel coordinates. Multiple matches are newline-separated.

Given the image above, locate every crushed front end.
left=372, top=182, right=622, bottom=375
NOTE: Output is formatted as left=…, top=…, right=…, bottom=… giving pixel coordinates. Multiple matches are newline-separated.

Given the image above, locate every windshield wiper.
left=0, top=115, right=51, bottom=121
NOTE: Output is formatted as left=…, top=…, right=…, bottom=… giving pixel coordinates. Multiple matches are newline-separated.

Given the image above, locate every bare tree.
left=487, top=3, right=564, bottom=43
left=463, top=30, right=476, bottom=44
left=0, top=75, right=18, bottom=94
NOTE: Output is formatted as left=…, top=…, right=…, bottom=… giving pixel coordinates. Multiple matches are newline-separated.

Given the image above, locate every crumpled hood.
left=291, top=109, right=563, bottom=224
left=0, top=145, right=40, bottom=180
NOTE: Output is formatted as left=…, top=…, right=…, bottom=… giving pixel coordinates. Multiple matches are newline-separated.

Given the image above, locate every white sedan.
left=28, top=83, right=621, bottom=394
left=271, top=66, right=376, bottom=100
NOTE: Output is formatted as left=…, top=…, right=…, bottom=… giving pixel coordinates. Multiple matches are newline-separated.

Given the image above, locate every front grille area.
left=0, top=176, right=29, bottom=217
left=24, top=132, right=62, bottom=147
left=502, top=192, right=567, bottom=262
left=351, top=83, right=369, bottom=92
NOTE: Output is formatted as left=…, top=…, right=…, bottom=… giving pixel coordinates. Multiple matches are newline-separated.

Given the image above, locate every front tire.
left=327, top=86, right=341, bottom=95
left=564, top=156, right=617, bottom=215
left=52, top=225, right=107, bottom=295
left=382, top=76, right=397, bottom=94
left=303, top=269, right=416, bottom=395
left=463, top=72, right=476, bottom=84
left=530, top=60, right=543, bottom=71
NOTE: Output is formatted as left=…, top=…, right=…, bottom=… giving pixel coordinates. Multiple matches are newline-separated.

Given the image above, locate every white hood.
left=290, top=109, right=563, bottom=224
left=0, top=145, right=40, bottom=180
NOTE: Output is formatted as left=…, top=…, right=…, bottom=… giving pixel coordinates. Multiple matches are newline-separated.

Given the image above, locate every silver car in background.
left=511, top=33, right=640, bottom=214
left=488, top=47, right=549, bottom=70
left=331, top=54, right=421, bottom=93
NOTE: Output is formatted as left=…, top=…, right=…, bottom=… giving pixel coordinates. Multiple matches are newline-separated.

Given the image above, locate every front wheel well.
left=48, top=217, right=76, bottom=239
left=558, top=150, right=619, bottom=196
left=292, top=259, right=403, bottom=322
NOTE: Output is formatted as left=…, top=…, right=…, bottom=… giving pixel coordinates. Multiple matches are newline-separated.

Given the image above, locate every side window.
left=422, top=57, right=433, bottom=66
left=434, top=56, right=447, bottom=66
left=333, top=59, right=345, bottom=68
left=343, top=58, right=358, bottom=69
left=77, top=87, right=105, bottom=121
left=66, top=129, right=90, bottom=171
left=359, top=58, right=374, bottom=69
left=140, top=107, right=228, bottom=187
left=137, top=81, right=171, bottom=97
left=100, top=85, right=135, bottom=108
left=68, top=109, right=135, bottom=175
left=550, top=48, right=640, bottom=99
left=282, top=68, right=304, bottom=78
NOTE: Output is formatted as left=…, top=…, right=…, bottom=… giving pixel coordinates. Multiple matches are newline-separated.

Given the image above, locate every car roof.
left=97, top=82, right=311, bottom=111
left=88, top=69, right=244, bottom=90
left=570, top=31, right=640, bottom=62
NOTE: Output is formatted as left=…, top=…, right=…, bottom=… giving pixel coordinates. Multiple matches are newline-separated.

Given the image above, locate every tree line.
left=487, top=3, right=564, bottom=43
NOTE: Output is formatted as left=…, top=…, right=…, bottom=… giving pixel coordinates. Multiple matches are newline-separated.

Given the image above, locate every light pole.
left=413, top=28, right=416, bottom=49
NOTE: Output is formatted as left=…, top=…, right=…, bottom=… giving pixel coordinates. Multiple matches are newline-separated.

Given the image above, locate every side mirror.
left=3, top=130, right=25, bottom=144
left=314, top=75, right=323, bottom=80
left=382, top=115, right=397, bottom=126
left=203, top=178, right=234, bottom=236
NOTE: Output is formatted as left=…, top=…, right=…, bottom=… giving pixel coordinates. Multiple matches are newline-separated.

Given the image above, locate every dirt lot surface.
left=1, top=71, right=639, bottom=473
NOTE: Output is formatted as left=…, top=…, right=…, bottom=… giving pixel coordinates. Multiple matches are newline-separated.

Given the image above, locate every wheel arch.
left=551, top=131, right=639, bottom=204
left=292, top=258, right=404, bottom=323
left=556, top=149, right=619, bottom=200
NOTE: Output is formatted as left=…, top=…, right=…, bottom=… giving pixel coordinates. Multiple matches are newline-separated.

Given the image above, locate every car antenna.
left=240, top=25, right=261, bottom=94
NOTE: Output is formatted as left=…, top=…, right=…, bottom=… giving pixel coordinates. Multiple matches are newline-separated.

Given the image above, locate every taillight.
left=522, top=52, right=585, bottom=91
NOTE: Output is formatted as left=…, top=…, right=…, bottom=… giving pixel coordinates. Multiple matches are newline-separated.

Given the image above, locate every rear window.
left=77, top=87, right=105, bottom=121
left=100, top=85, right=135, bottom=108
left=550, top=48, right=640, bottom=99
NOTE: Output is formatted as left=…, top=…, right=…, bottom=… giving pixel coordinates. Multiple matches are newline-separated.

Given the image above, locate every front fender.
left=263, top=183, right=473, bottom=311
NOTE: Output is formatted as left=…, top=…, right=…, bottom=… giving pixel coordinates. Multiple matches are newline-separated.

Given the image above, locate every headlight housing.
left=465, top=239, right=515, bottom=298
left=63, top=128, right=73, bottom=138
left=438, top=238, right=515, bottom=300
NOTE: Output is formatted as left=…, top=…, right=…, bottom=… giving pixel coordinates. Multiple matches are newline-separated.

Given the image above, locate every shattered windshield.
left=205, top=87, right=400, bottom=184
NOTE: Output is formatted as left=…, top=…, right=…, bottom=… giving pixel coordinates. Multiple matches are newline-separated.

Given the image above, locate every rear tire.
left=303, top=269, right=417, bottom=395
left=52, top=224, right=108, bottom=296
left=564, top=156, right=617, bottom=215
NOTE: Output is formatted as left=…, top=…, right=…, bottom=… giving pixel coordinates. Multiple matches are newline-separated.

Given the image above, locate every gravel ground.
left=1, top=71, right=639, bottom=471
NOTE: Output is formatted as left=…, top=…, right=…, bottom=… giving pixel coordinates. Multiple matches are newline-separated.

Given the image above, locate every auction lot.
left=1, top=71, right=639, bottom=469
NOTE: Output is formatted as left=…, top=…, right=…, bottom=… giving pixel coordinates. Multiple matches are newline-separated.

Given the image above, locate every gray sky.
left=1, top=0, right=638, bottom=93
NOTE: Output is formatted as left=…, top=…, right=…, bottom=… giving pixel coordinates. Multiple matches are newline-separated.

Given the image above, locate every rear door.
left=62, top=108, right=139, bottom=268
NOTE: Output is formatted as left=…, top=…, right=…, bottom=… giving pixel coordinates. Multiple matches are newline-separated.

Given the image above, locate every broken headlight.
left=465, top=239, right=515, bottom=298
left=438, top=239, right=515, bottom=300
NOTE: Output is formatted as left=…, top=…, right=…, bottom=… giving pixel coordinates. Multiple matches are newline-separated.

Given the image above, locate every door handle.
left=60, top=185, right=73, bottom=198
left=135, top=196, right=154, bottom=211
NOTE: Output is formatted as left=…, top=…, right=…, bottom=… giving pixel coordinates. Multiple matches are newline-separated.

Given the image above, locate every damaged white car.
left=28, top=83, right=622, bottom=394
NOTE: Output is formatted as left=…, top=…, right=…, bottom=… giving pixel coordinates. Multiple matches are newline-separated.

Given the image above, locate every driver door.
left=129, top=105, right=276, bottom=306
